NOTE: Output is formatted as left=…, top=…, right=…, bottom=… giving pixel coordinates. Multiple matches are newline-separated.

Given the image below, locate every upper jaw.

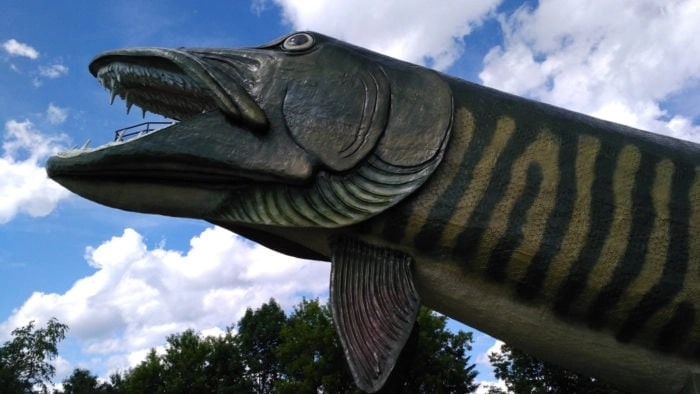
left=88, top=47, right=268, bottom=131
left=49, top=46, right=315, bottom=185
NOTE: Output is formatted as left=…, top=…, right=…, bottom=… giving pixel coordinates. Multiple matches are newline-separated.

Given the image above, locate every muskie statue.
left=47, top=32, right=699, bottom=393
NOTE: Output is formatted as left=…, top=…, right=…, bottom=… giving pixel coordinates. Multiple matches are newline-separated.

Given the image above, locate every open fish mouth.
left=47, top=45, right=315, bottom=189
left=88, top=47, right=268, bottom=134
left=47, top=32, right=452, bottom=230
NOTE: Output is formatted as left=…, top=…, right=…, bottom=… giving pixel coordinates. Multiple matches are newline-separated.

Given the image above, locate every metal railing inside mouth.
left=114, top=121, right=174, bottom=142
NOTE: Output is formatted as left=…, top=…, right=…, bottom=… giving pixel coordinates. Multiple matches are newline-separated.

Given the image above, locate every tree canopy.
left=0, top=317, right=68, bottom=393
left=61, top=368, right=114, bottom=394
left=274, top=298, right=356, bottom=393
left=106, top=298, right=479, bottom=393
left=487, top=343, right=623, bottom=394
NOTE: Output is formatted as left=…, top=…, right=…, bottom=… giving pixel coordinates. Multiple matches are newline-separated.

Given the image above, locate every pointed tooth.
left=80, top=139, right=91, bottom=150
left=125, top=92, right=132, bottom=115
left=141, top=107, right=147, bottom=119
left=110, top=90, right=117, bottom=105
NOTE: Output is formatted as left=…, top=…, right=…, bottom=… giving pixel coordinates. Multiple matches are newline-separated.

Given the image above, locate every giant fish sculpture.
left=47, top=32, right=699, bottom=393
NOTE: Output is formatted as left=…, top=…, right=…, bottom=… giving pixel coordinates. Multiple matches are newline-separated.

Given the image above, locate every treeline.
left=0, top=299, right=622, bottom=393
left=106, top=299, right=479, bottom=393
left=1, top=299, right=478, bottom=393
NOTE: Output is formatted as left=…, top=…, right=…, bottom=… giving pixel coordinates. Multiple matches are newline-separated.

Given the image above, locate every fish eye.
left=282, top=33, right=315, bottom=51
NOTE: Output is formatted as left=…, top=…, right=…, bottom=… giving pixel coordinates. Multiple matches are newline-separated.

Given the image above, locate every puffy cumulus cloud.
left=480, top=0, right=700, bottom=142
left=266, top=0, right=501, bottom=70
left=46, top=103, right=68, bottom=125
left=0, top=226, right=330, bottom=375
left=2, top=38, right=39, bottom=59
left=0, top=119, right=70, bottom=223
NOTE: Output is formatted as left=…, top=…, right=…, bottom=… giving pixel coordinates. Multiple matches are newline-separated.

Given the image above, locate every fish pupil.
left=290, top=34, right=309, bottom=46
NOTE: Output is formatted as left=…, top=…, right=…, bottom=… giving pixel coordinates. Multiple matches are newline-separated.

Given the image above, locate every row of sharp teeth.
left=96, top=62, right=210, bottom=119
left=68, top=63, right=214, bottom=152
left=96, top=62, right=202, bottom=93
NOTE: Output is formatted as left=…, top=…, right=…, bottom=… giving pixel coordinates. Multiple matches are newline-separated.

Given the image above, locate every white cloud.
left=475, top=339, right=503, bottom=367
left=0, top=119, right=70, bottom=223
left=476, top=379, right=508, bottom=394
left=267, top=0, right=501, bottom=70
left=474, top=340, right=507, bottom=393
left=52, top=356, right=73, bottom=383
left=39, top=64, right=69, bottom=79
left=31, top=64, right=69, bottom=87
left=250, top=0, right=268, bottom=15
left=2, top=38, right=39, bottom=59
left=479, top=0, right=700, bottom=142
left=46, top=103, right=68, bottom=125
left=0, top=226, right=330, bottom=377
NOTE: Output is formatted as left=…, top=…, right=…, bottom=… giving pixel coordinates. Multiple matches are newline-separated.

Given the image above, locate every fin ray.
left=330, top=236, right=421, bottom=392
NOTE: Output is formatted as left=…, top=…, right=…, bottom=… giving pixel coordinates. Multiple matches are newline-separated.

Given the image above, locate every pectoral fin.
left=330, top=236, right=421, bottom=393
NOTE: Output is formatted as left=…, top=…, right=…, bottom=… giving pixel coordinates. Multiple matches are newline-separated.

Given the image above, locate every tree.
left=118, top=330, right=251, bottom=393
left=106, top=371, right=125, bottom=393
left=0, top=317, right=68, bottom=393
left=61, top=368, right=101, bottom=394
left=275, top=298, right=356, bottom=394
left=488, top=343, right=623, bottom=393
left=236, top=298, right=287, bottom=393
left=203, top=329, right=252, bottom=393
left=109, top=298, right=481, bottom=393
left=159, top=329, right=211, bottom=393
left=388, top=307, right=479, bottom=393
left=276, top=299, right=480, bottom=394
left=120, top=349, right=164, bottom=394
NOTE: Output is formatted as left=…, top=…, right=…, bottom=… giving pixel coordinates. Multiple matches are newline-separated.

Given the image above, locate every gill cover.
left=281, top=32, right=453, bottom=172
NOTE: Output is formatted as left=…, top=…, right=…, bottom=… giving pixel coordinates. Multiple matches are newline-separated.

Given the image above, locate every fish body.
left=47, top=32, right=699, bottom=393
left=360, top=76, right=700, bottom=392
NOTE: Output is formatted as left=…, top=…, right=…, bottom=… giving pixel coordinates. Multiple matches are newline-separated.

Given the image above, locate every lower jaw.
left=53, top=177, right=228, bottom=220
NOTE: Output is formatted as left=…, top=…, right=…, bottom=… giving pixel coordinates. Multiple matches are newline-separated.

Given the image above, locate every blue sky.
left=1, top=0, right=699, bottom=390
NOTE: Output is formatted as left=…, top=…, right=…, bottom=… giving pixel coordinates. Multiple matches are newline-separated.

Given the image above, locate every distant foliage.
left=0, top=306, right=624, bottom=394
left=487, top=343, right=624, bottom=394
left=274, top=298, right=356, bottom=393
left=117, top=330, right=250, bottom=394
left=61, top=368, right=115, bottom=394
left=399, top=307, right=479, bottom=393
left=77, top=298, right=479, bottom=393
left=0, top=317, right=68, bottom=394
left=236, top=299, right=287, bottom=393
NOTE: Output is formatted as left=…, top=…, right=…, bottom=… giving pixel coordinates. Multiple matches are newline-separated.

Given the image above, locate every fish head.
left=46, top=32, right=452, bottom=257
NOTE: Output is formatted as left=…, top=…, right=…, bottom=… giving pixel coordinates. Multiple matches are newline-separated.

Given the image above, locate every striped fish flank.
left=372, top=77, right=700, bottom=362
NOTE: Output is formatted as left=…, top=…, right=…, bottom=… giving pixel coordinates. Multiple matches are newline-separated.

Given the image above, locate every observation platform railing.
left=114, top=121, right=174, bottom=142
